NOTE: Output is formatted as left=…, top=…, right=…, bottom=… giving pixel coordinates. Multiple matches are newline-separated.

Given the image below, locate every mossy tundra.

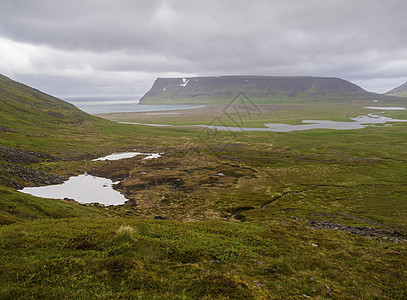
left=1, top=74, right=407, bottom=299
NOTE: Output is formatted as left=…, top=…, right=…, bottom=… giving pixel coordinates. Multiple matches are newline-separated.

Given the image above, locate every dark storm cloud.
left=0, top=0, right=406, bottom=95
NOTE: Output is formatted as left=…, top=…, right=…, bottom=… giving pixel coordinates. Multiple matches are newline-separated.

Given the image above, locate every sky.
left=0, top=0, right=406, bottom=100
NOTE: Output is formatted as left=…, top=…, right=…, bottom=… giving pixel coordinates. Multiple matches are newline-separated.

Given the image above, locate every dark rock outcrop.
left=0, top=145, right=65, bottom=188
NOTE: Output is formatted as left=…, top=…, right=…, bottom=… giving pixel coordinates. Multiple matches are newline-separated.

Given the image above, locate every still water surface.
left=20, top=174, right=126, bottom=206
left=63, top=96, right=204, bottom=114
left=19, top=152, right=161, bottom=206
left=122, top=112, right=407, bottom=132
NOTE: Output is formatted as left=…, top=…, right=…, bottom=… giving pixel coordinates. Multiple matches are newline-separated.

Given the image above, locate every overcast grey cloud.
left=0, top=0, right=406, bottom=98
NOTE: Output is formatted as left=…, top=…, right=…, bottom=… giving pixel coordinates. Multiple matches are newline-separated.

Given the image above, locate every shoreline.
left=94, top=104, right=206, bottom=116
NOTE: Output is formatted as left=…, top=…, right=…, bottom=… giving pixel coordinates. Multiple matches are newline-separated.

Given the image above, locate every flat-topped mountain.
left=140, top=76, right=373, bottom=104
left=386, top=81, right=407, bottom=97
left=0, top=74, right=92, bottom=130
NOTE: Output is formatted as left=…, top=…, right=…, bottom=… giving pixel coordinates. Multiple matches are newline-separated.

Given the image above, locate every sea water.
left=62, top=96, right=204, bottom=114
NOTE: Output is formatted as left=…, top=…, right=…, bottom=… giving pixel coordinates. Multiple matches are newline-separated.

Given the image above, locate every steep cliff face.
left=140, top=76, right=371, bottom=104
left=386, top=81, right=407, bottom=97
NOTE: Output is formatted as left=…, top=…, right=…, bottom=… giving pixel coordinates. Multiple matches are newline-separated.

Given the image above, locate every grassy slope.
left=1, top=218, right=405, bottom=299
left=0, top=74, right=90, bottom=128
left=1, top=74, right=407, bottom=299
left=388, top=90, right=407, bottom=97
left=0, top=186, right=109, bottom=225
left=386, top=81, right=407, bottom=97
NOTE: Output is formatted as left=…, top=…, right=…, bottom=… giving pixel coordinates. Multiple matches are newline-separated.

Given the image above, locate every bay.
left=62, top=96, right=204, bottom=114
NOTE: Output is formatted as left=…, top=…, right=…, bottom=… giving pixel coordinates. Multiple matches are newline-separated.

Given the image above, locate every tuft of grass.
left=115, top=225, right=137, bottom=243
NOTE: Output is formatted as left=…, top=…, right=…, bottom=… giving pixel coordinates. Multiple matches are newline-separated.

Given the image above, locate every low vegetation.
left=1, top=218, right=406, bottom=299
left=1, top=74, right=406, bottom=298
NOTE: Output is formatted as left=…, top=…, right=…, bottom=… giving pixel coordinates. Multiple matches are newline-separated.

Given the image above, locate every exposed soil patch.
left=306, top=219, right=406, bottom=243
left=0, top=126, right=15, bottom=132
left=88, top=158, right=141, bottom=181
left=225, top=150, right=384, bottom=166
left=294, top=154, right=382, bottom=165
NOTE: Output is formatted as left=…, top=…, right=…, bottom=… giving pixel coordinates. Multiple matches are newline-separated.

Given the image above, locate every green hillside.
left=388, top=90, right=407, bottom=98
left=386, top=80, right=407, bottom=97
left=0, top=74, right=92, bottom=131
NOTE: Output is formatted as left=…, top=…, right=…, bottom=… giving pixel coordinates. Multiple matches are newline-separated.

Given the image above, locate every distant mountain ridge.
left=140, top=75, right=373, bottom=104
left=386, top=81, right=407, bottom=97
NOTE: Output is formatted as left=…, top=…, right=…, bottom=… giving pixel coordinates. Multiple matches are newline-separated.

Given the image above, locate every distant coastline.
left=62, top=96, right=205, bottom=114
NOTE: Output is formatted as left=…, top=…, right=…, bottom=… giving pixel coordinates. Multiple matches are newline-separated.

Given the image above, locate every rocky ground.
left=304, top=218, right=407, bottom=243
left=0, top=145, right=66, bottom=189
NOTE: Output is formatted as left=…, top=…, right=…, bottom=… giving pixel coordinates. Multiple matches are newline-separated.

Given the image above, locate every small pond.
left=19, top=152, right=162, bottom=206
left=19, top=174, right=126, bottom=206
left=364, top=106, right=405, bottom=110
left=92, top=152, right=162, bottom=161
